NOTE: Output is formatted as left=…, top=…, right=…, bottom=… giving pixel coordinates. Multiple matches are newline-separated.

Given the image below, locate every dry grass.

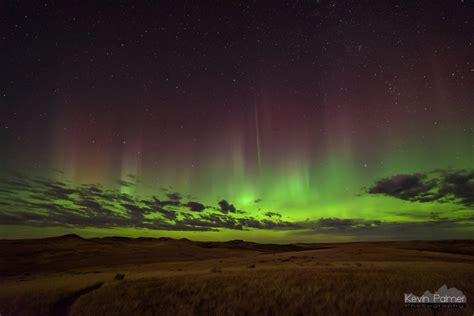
left=69, top=263, right=473, bottom=316
left=0, top=238, right=473, bottom=315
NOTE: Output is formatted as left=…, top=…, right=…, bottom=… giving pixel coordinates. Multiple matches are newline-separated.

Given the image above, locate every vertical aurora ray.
left=253, top=94, right=263, bottom=172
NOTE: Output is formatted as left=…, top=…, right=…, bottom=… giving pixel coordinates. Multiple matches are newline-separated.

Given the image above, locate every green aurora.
left=1, top=127, right=472, bottom=242
left=1, top=1, right=473, bottom=242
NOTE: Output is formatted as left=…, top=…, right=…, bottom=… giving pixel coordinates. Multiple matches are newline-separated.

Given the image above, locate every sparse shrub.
left=210, top=266, right=222, bottom=273
left=114, top=273, right=125, bottom=280
left=248, top=264, right=255, bottom=269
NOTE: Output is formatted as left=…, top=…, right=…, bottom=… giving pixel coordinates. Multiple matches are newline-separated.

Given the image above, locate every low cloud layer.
left=292, top=217, right=474, bottom=240
left=0, top=169, right=473, bottom=240
left=368, top=170, right=474, bottom=207
left=0, top=174, right=297, bottom=232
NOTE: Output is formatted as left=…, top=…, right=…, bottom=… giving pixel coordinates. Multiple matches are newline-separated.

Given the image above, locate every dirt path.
left=51, top=282, right=104, bottom=316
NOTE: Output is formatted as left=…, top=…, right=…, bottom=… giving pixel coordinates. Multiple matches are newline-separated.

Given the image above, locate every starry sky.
left=0, top=1, right=473, bottom=242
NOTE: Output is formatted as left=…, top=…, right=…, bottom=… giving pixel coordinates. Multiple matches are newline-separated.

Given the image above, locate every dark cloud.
left=0, top=174, right=301, bottom=232
left=77, top=199, right=103, bottom=211
left=178, top=213, right=243, bottom=230
left=368, top=174, right=437, bottom=201
left=298, top=218, right=382, bottom=231
left=391, top=211, right=450, bottom=221
left=265, top=212, right=282, bottom=218
left=186, top=201, right=206, bottom=212
left=439, top=170, right=474, bottom=207
left=218, top=200, right=237, bottom=213
left=259, top=219, right=301, bottom=230
left=144, top=197, right=181, bottom=208
left=117, top=180, right=134, bottom=187
left=166, top=192, right=182, bottom=201
left=367, top=169, right=474, bottom=207
left=158, top=208, right=178, bottom=221
left=316, top=217, right=358, bottom=229
left=122, top=203, right=151, bottom=221
left=293, top=217, right=474, bottom=241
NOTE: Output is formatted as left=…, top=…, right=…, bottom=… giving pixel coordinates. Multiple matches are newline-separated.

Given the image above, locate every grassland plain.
left=0, top=236, right=472, bottom=315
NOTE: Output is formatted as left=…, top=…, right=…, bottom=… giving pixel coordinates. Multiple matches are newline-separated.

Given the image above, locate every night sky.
left=0, top=1, right=473, bottom=242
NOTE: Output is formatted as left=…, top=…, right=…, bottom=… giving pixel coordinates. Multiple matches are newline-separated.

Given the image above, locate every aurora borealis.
left=0, top=1, right=473, bottom=242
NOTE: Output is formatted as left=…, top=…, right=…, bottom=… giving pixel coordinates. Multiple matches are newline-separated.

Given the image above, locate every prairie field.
left=0, top=236, right=472, bottom=315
